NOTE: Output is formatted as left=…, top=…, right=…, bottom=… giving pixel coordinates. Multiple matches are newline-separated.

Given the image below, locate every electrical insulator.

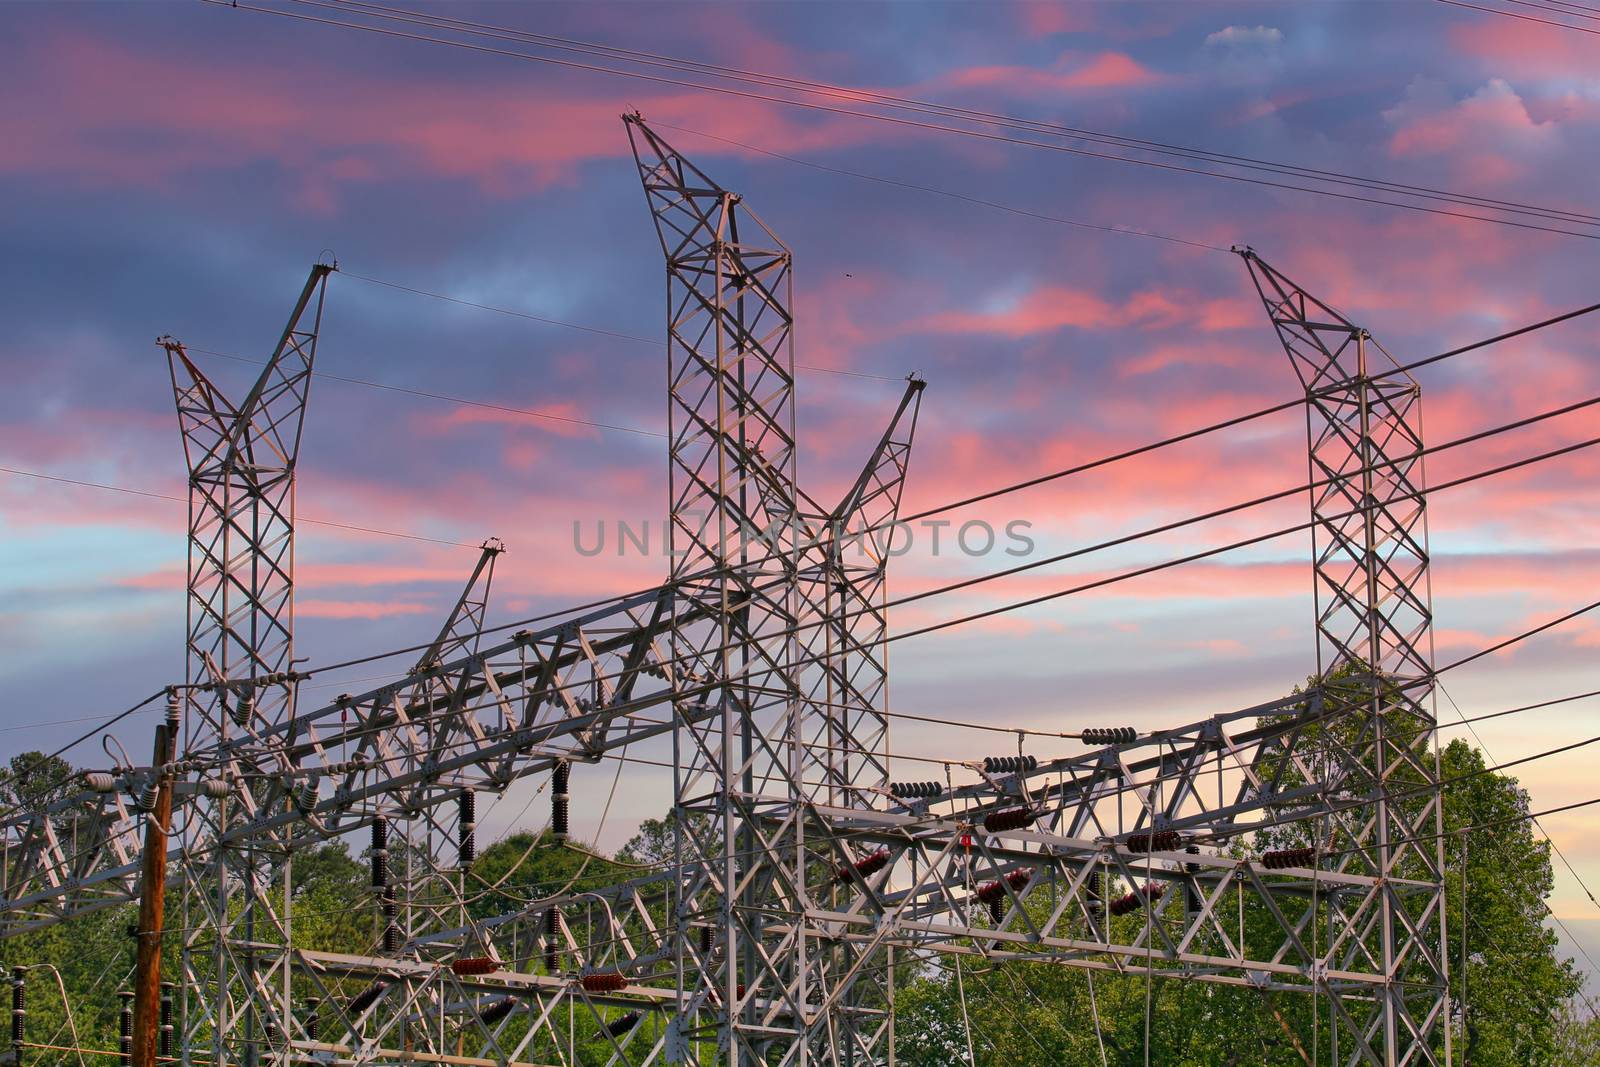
left=975, top=869, right=1031, bottom=905
left=199, top=778, right=229, bottom=799
left=603, top=1011, right=642, bottom=1037
left=264, top=1019, right=277, bottom=1048
left=1184, top=845, right=1202, bottom=916
left=347, top=980, right=387, bottom=1016
left=552, top=761, right=571, bottom=843
left=304, top=997, right=320, bottom=1043
left=834, top=848, right=889, bottom=884
left=380, top=885, right=400, bottom=955
left=1126, top=829, right=1181, bottom=853
left=889, top=781, right=943, bottom=799
left=480, top=997, right=517, bottom=1025
left=1109, top=882, right=1165, bottom=917
left=370, top=816, right=389, bottom=888
left=982, top=807, right=1037, bottom=833
left=699, top=926, right=713, bottom=955
left=450, top=957, right=497, bottom=976
left=544, top=908, right=562, bottom=973
left=458, top=791, right=477, bottom=866
left=164, top=692, right=181, bottom=736
left=1080, top=727, right=1138, bottom=746
left=231, top=693, right=254, bottom=728
left=981, top=755, right=1038, bottom=775
left=118, top=991, right=133, bottom=1067
left=1085, top=869, right=1105, bottom=912
left=11, top=967, right=24, bottom=1050
left=137, top=782, right=159, bottom=812
left=580, top=971, right=628, bottom=993
left=159, top=982, right=174, bottom=1058
left=84, top=772, right=116, bottom=793
left=295, top=773, right=320, bottom=812
left=1261, top=846, right=1316, bottom=870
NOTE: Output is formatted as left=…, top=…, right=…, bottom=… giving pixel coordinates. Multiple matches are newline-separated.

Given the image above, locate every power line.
left=0, top=465, right=481, bottom=548
left=651, top=121, right=1226, bottom=253
left=201, top=0, right=1600, bottom=241
left=306, top=0, right=1600, bottom=232
left=1435, top=0, right=1600, bottom=34
left=184, top=345, right=668, bottom=439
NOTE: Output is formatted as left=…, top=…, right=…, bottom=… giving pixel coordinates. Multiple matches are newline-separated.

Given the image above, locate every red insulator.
left=450, top=956, right=498, bottom=976
left=975, top=869, right=1031, bottom=905
left=835, top=848, right=890, bottom=884
left=1108, top=882, right=1165, bottom=917
left=982, top=807, right=1037, bottom=833
left=1126, top=830, right=1181, bottom=854
left=1261, top=846, right=1316, bottom=870
left=580, top=971, right=628, bottom=993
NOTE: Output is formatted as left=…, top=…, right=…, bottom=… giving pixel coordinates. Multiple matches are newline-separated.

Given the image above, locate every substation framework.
left=0, top=116, right=1452, bottom=1067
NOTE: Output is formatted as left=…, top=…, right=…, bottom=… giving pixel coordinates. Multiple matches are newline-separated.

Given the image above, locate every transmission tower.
left=0, top=117, right=1451, bottom=1067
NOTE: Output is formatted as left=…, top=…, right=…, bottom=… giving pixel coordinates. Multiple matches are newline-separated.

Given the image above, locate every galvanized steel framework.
left=0, top=118, right=1449, bottom=1067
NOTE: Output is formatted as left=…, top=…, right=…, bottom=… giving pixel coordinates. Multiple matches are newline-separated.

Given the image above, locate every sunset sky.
left=4, top=0, right=1600, bottom=959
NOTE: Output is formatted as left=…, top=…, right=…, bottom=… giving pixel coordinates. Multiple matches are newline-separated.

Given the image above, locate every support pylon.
left=1239, top=247, right=1449, bottom=1066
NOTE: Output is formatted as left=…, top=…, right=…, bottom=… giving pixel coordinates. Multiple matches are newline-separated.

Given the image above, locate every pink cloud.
left=941, top=51, right=1164, bottom=95
left=297, top=599, right=434, bottom=620
left=910, top=284, right=1244, bottom=339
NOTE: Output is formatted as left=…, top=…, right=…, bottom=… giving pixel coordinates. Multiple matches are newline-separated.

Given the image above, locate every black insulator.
left=552, top=761, right=571, bottom=843
left=987, top=896, right=1004, bottom=924
left=264, top=1019, right=277, bottom=1047
left=603, top=1011, right=642, bottom=1038
left=982, top=807, right=1037, bottom=833
left=1085, top=869, right=1105, bottom=911
left=458, top=791, right=477, bottom=866
left=370, top=816, right=389, bottom=888
left=889, top=781, right=943, bottom=799
left=347, top=980, right=388, bottom=1016
left=1081, top=727, right=1138, bottom=746
left=304, top=997, right=320, bottom=1043
left=1126, top=829, right=1181, bottom=854
left=835, top=848, right=890, bottom=885
left=1261, top=846, right=1316, bottom=870
left=118, top=991, right=133, bottom=1067
left=544, top=908, right=562, bottom=973
left=580, top=971, right=627, bottom=993
left=1109, top=882, right=1165, bottom=917
left=981, top=755, right=1038, bottom=775
left=699, top=925, right=713, bottom=955
left=159, top=983, right=174, bottom=1058
left=1184, top=845, right=1202, bottom=915
left=11, top=967, right=24, bottom=1048
left=381, top=886, right=400, bottom=954
left=480, top=997, right=517, bottom=1026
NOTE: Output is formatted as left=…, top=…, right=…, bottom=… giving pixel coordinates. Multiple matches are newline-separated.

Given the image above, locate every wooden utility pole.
left=132, top=697, right=178, bottom=1067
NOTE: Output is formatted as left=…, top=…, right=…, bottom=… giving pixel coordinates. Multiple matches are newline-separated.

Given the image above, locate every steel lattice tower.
left=1240, top=248, right=1449, bottom=1065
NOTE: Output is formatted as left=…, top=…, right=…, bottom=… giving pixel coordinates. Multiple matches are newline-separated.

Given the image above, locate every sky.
left=4, top=0, right=1600, bottom=967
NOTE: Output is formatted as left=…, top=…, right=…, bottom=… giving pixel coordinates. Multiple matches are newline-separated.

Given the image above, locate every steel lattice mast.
left=161, top=264, right=332, bottom=1067
left=1240, top=247, right=1449, bottom=1066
